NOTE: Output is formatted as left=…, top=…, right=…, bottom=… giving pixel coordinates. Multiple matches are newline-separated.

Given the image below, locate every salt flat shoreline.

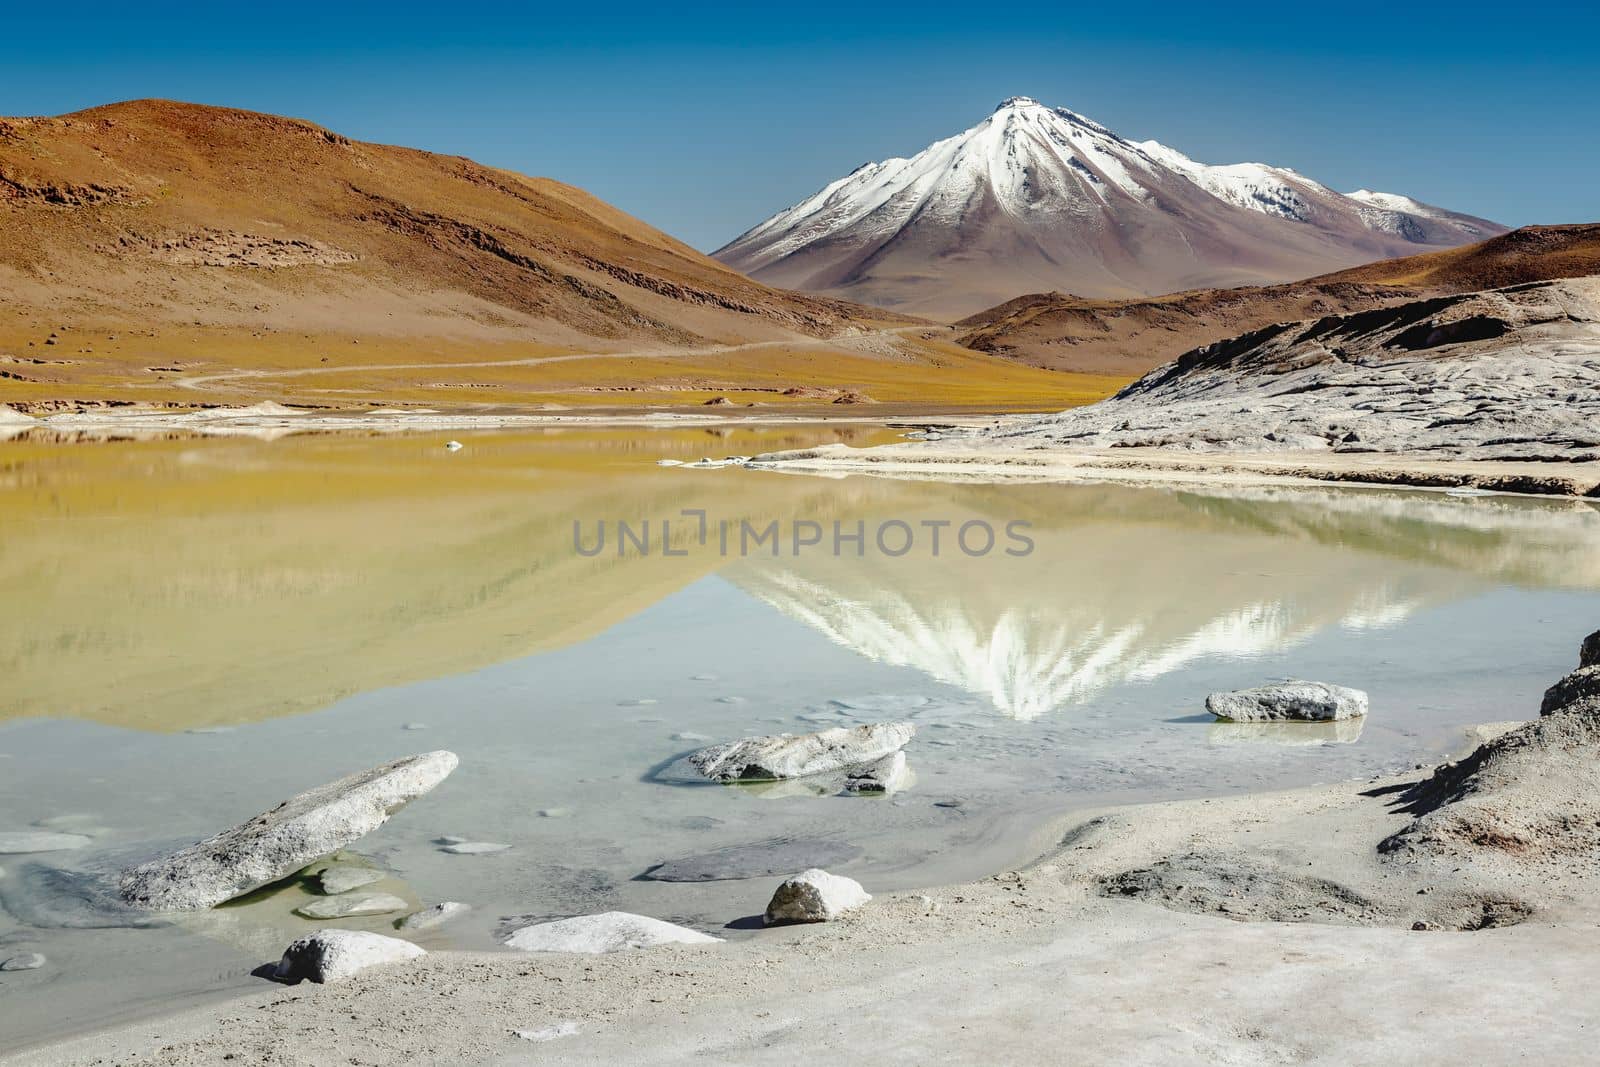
left=12, top=708, right=1600, bottom=1067
left=0, top=404, right=1003, bottom=442
left=10, top=402, right=1600, bottom=501
left=751, top=440, right=1600, bottom=499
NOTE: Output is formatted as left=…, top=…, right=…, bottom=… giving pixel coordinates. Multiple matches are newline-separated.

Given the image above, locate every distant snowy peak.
left=715, top=98, right=1507, bottom=316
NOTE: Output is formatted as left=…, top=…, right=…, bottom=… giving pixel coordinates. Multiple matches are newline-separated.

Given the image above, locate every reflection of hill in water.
left=0, top=426, right=893, bottom=731
left=6, top=431, right=1599, bottom=732
left=732, top=488, right=1600, bottom=720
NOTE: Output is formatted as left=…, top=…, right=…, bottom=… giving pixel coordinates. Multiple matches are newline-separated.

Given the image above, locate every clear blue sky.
left=3, top=2, right=1595, bottom=250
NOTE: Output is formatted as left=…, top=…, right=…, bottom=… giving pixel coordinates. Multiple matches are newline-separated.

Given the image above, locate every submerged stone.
left=294, top=892, right=409, bottom=919
left=642, top=837, right=862, bottom=882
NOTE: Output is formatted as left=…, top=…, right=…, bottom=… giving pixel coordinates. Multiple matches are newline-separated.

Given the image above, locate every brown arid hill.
left=0, top=99, right=1120, bottom=413
left=957, top=224, right=1600, bottom=375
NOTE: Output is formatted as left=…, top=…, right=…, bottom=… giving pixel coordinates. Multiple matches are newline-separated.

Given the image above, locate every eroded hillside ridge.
left=955, top=224, right=1600, bottom=375
left=0, top=99, right=893, bottom=347
left=988, top=277, right=1600, bottom=462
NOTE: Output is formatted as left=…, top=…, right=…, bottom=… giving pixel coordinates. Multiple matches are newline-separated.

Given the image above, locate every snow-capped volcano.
left=715, top=97, right=1505, bottom=317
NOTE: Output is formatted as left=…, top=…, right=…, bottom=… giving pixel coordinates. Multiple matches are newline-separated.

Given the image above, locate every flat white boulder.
left=765, top=869, right=871, bottom=925
left=1206, top=682, right=1368, bottom=723
left=294, top=892, right=409, bottom=919
left=503, top=911, right=723, bottom=954
left=690, top=722, right=915, bottom=782
left=273, top=929, right=425, bottom=984
left=118, top=751, right=458, bottom=910
left=0, top=831, right=92, bottom=854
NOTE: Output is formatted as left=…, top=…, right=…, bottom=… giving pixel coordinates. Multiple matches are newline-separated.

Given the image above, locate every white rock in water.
left=842, top=750, right=909, bottom=794
left=1206, top=682, right=1368, bottom=723
left=118, top=751, right=458, bottom=910
left=315, top=864, right=386, bottom=895
left=0, top=831, right=92, bottom=854
left=502, top=911, right=723, bottom=954
left=439, top=841, right=510, bottom=855
left=396, top=901, right=471, bottom=931
left=273, top=929, right=425, bottom=983
left=765, top=869, right=871, bottom=925
left=0, top=952, right=46, bottom=971
left=689, top=722, right=915, bottom=782
left=444, top=441, right=463, bottom=451
left=295, top=892, right=409, bottom=919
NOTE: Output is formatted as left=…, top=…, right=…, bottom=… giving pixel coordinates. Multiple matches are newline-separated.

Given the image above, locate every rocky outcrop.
left=501, top=912, right=722, bottom=954
left=1380, top=699, right=1600, bottom=865
left=980, top=279, right=1600, bottom=463
left=1541, top=667, right=1600, bottom=715
left=1582, top=630, right=1600, bottom=669
left=689, top=722, right=915, bottom=783
left=273, top=929, right=425, bottom=984
left=764, top=869, right=872, bottom=925
left=118, top=751, right=458, bottom=910
left=1207, top=682, right=1368, bottom=723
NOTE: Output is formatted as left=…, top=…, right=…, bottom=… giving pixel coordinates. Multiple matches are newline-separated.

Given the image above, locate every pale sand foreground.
left=14, top=736, right=1598, bottom=1067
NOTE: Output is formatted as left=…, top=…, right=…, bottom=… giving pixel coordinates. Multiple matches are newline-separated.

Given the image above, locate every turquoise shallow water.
left=3, top=428, right=1599, bottom=1047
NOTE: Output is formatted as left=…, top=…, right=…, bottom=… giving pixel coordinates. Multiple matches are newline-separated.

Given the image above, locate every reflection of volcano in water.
left=739, top=566, right=1430, bottom=720
left=726, top=495, right=1497, bottom=723
left=733, top=485, right=1600, bottom=720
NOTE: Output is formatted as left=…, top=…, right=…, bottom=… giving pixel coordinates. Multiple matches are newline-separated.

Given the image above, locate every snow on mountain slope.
left=716, top=98, right=1506, bottom=318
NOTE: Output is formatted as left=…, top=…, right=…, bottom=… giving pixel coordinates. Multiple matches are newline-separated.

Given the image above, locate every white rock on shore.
left=1207, top=682, right=1368, bottom=723
left=765, top=869, right=871, bottom=925
left=118, top=751, right=458, bottom=910
left=689, top=722, right=915, bottom=782
left=273, top=929, right=426, bottom=984
left=502, top=912, right=723, bottom=954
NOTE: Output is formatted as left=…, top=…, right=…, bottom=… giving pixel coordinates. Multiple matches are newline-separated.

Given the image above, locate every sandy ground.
left=751, top=439, right=1600, bottom=499
left=13, top=719, right=1599, bottom=1067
